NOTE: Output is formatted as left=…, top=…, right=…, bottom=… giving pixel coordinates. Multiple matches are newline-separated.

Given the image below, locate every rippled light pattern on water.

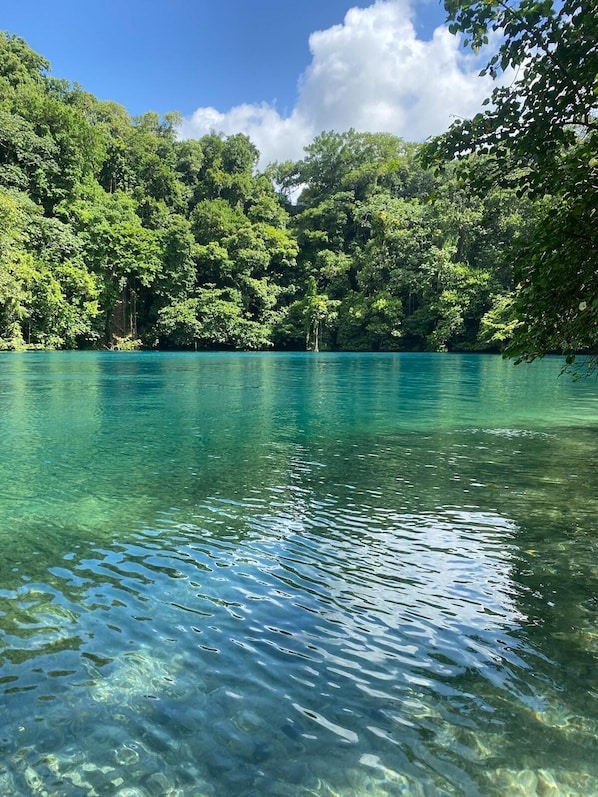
left=0, top=352, right=597, bottom=796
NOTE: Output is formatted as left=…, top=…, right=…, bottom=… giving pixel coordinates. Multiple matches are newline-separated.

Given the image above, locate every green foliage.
left=508, top=192, right=598, bottom=364
left=0, top=188, right=30, bottom=348
left=422, top=0, right=598, bottom=369
left=0, top=32, right=49, bottom=89
left=0, top=30, right=544, bottom=355
left=437, top=0, right=596, bottom=196
left=336, top=292, right=403, bottom=351
left=274, top=278, right=340, bottom=351
left=478, top=294, right=518, bottom=349
left=156, top=286, right=271, bottom=350
left=0, top=186, right=100, bottom=348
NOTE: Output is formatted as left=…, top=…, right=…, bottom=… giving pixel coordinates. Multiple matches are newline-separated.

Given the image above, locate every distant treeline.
left=1, top=31, right=532, bottom=352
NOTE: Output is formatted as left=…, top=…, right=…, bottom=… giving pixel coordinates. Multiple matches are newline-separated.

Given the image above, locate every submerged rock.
left=114, top=788, right=150, bottom=797
left=486, top=767, right=598, bottom=796
left=581, top=595, right=598, bottom=613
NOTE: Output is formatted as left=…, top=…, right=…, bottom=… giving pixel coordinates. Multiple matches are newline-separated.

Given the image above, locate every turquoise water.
left=0, top=351, right=597, bottom=796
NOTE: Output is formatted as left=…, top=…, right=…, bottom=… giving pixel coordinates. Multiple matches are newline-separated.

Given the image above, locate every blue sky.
left=2, top=0, right=494, bottom=165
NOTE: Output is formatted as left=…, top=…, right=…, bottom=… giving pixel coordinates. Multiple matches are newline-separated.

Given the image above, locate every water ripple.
left=1, top=353, right=597, bottom=795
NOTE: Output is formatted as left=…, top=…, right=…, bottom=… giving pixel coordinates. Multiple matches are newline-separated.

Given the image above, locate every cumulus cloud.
left=179, top=103, right=312, bottom=165
left=179, top=0, right=496, bottom=166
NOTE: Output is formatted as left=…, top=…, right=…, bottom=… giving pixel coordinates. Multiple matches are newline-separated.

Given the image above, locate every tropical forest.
left=1, top=25, right=593, bottom=362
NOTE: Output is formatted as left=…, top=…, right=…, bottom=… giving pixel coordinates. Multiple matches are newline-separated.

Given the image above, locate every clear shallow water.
left=0, top=352, right=597, bottom=797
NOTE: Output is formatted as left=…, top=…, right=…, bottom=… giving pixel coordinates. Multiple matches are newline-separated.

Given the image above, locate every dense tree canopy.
left=270, top=129, right=531, bottom=352
left=422, top=0, right=598, bottom=370
left=0, top=29, right=569, bottom=360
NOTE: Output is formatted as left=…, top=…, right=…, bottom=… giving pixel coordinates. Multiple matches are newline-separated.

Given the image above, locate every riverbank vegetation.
left=423, top=0, right=597, bottom=371
left=0, top=22, right=595, bottom=363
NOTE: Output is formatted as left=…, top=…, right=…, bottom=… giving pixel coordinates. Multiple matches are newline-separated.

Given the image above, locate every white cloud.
left=179, top=103, right=311, bottom=165
left=179, top=0, right=496, bottom=166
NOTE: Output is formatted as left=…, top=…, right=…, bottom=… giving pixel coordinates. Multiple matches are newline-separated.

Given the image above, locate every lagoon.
left=0, top=352, right=597, bottom=796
